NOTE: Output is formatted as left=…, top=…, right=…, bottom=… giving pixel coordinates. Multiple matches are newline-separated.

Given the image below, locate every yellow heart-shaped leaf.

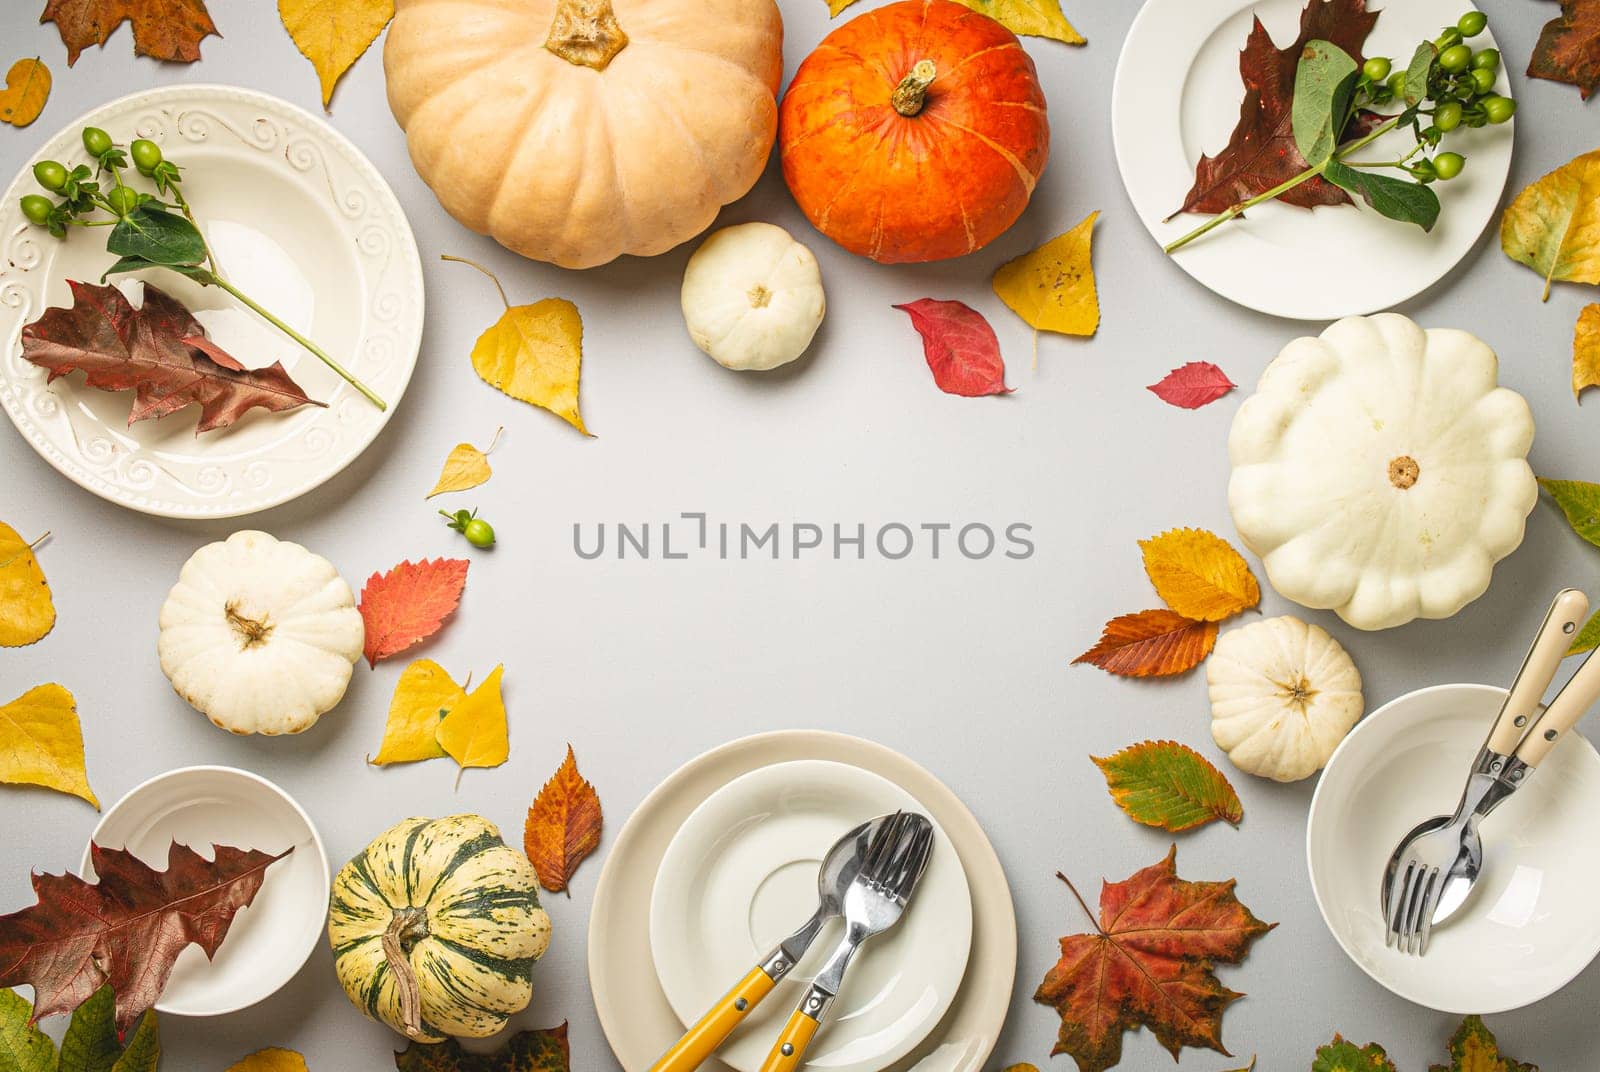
left=0, top=522, right=54, bottom=647
left=370, top=659, right=466, bottom=765
left=0, top=682, right=98, bottom=808
left=436, top=664, right=508, bottom=771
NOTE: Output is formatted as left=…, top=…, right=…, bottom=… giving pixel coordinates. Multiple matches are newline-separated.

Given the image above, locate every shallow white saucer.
left=80, top=765, right=329, bottom=1019
left=1307, top=683, right=1600, bottom=1012
left=650, top=759, right=973, bottom=1072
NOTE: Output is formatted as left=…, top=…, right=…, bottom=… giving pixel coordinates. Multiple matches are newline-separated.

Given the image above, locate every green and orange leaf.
left=1092, top=741, right=1242, bottom=832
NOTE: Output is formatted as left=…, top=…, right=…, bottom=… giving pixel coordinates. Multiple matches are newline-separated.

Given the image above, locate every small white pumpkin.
left=157, top=530, right=363, bottom=735
left=1207, top=615, right=1364, bottom=782
left=681, top=222, right=826, bottom=371
left=1229, top=314, right=1536, bottom=630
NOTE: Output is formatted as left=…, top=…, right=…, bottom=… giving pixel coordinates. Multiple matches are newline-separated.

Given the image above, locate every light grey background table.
left=2, top=1, right=1597, bottom=1068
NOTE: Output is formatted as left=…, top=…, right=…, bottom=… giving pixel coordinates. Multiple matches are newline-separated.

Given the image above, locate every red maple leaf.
left=0, top=841, right=290, bottom=1034
left=20, top=280, right=322, bottom=434
left=1175, top=0, right=1380, bottom=217
left=1035, top=847, right=1275, bottom=1072
left=1529, top=0, right=1600, bottom=99
left=358, top=558, right=470, bottom=667
left=1147, top=362, right=1237, bottom=410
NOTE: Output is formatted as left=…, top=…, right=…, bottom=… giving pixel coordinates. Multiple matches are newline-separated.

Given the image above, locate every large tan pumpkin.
left=384, top=0, right=784, bottom=269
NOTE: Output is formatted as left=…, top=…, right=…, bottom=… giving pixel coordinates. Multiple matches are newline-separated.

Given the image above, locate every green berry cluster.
left=441, top=508, right=496, bottom=549
left=19, top=127, right=185, bottom=237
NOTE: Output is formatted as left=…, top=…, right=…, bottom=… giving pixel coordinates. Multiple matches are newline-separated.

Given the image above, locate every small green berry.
left=1433, top=151, right=1465, bottom=181
left=463, top=519, right=495, bottom=549
left=1363, top=56, right=1392, bottom=82
left=1457, top=11, right=1487, bottom=37
left=1434, top=101, right=1463, bottom=132
left=1472, top=48, right=1500, bottom=72
left=1470, top=66, right=1496, bottom=93
left=130, top=139, right=163, bottom=175
left=1439, top=44, right=1472, bottom=72
left=1437, top=27, right=1463, bottom=50
left=106, top=185, right=140, bottom=216
left=1483, top=95, right=1516, bottom=124
left=32, top=160, right=67, bottom=192
left=81, top=127, right=113, bottom=158
left=20, top=194, right=53, bottom=226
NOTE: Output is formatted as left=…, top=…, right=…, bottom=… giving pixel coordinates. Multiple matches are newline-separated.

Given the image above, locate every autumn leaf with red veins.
left=1074, top=610, right=1218, bottom=677
left=1529, top=0, right=1600, bottom=99
left=0, top=841, right=289, bottom=1033
left=1035, top=847, right=1274, bottom=1072
left=524, top=745, right=603, bottom=894
left=1148, top=362, right=1236, bottom=409
left=1175, top=0, right=1379, bottom=217
left=358, top=558, right=469, bottom=666
left=894, top=299, right=1012, bottom=397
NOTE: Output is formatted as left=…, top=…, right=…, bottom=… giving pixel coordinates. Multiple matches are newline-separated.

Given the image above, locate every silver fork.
left=755, top=811, right=935, bottom=1072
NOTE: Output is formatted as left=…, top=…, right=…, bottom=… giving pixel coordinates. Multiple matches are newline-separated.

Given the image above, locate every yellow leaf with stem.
left=1139, top=527, right=1260, bottom=622
left=951, top=0, right=1084, bottom=44
left=0, top=58, right=51, bottom=128
left=436, top=664, right=509, bottom=776
left=370, top=659, right=466, bottom=765
left=278, top=0, right=394, bottom=109
left=446, top=255, right=591, bottom=436
left=426, top=428, right=501, bottom=498
left=1501, top=148, right=1600, bottom=301
left=225, top=1048, right=310, bottom=1072
left=992, top=210, right=1100, bottom=365
left=0, top=522, right=54, bottom=647
left=1574, top=305, right=1600, bottom=400
left=0, top=683, right=98, bottom=808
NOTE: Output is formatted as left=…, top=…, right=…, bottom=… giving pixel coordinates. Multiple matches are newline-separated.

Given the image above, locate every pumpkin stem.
left=545, top=0, right=629, bottom=71
left=891, top=60, right=938, bottom=117
left=1388, top=455, right=1420, bottom=489
left=382, top=907, right=430, bottom=1039
left=224, top=602, right=273, bottom=649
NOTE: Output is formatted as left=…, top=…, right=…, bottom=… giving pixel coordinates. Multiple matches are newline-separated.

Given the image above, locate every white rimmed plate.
left=590, top=731, right=1016, bottom=1072
left=80, top=765, right=330, bottom=1018
left=0, top=84, right=424, bottom=517
left=1113, top=0, right=1512, bottom=320
left=650, top=760, right=973, bottom=1072
left=1307, top=683, right=1600, bottom=1013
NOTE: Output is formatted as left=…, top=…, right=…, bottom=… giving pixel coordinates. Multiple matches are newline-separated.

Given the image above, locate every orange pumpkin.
left=778, top=0, right=1049, bottom=263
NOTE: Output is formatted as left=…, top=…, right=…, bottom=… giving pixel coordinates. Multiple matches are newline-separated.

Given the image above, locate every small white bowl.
left=81, top=766, right=330, bottom=1019
left=1307, top=683, right=1600, bottom=1013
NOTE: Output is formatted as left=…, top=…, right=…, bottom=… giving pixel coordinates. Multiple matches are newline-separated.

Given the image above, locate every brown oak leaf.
left=1175, top=0, right=1379, bottom=216
left=0, top=840, right=290, bottom=1033
left=1035, top=847, right=1275, bottom=1072
left=1531, top=0, right=1600, bottom=99
left=20, top=280, right=322, bottom=433
left=41, top=0, right=220, bottom=65
left=1074, top=610, right=1218, bottom=677
left=357, top=558, right=470, bottom=667
left=524, top=745, right=602, bottom=894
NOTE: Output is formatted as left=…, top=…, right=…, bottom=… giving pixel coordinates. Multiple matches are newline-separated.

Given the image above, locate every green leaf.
left=1313, top=1035, right=1397, bottom=1072
left=1404, top=42, right=1437, bottom=105
left=59, top=987, right=120, bottom=1072
left=101, top=257, right=214, bottom=285
left=106, top=1013, right=158, bottom=1072
left=1428, top=1014, right=1536, bottom=1072
left=1539, top=477, right=1600, bottom=547
left=1293, top=40, right=1359, bottom=166
left=1324, top=159, right=1440, bottom=230
left=106, top=206, right=206, bottom=269
left=1091, top=740, right=1242, bottom=832
left=1570, top=609, right=1600, bottom=655
left=0, top=989, right=56, bottom=1072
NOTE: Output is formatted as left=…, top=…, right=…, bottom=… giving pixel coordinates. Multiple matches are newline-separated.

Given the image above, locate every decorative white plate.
left=1307, top=684, right=1600, bottom=1013
left=1113, top=0, right=1512, bottom=320
left=590, top=731, right=1016, bottom=1072
left=651, top=760, right=973, bottom=1072
left=80, top=765, right=330, bottom=1019
left=0, top=84, right=424, bottom=517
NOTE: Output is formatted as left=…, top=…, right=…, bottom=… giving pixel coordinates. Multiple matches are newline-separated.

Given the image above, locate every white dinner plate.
left=590, top=731, right=1016, bottom=1072
left=1113, top=0, right=1512, bottom=320
left=651, top=760, right=973, bottom=1072
left=0, top=84, right=424, bottom=517
left=80, top=765, right=330, bottom=1019
left=1307, top=684, right=1600, bottom=1013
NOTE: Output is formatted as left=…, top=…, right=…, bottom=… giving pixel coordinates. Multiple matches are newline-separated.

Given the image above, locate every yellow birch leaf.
left=446, top=256, right=590, bottom=436
left=0, top=522, right=54, bottom=647
left=1575, top=305, right=1600, bottom=401
left=992, top=210, right=1100, bottom=338
left=278, top=0, right=394, bottom=109
left=436, top=664, right=509, bottom=771
left=1139, top=527, right=1260, bottom=622
left=952, top=0, right=1085, bottom=44
left=0, top=683, right=98, bottom=808
left=1501, top=148, right=1600, bottom=301
left=425, top=429, right=500, bottom=498
left=827, top=0, right=854, bottom=14
left=0, top=58, right=51, bottom=128
left=370, top=659, right=465, bottom=765
left=225, top=1048, right=310, bottom=1072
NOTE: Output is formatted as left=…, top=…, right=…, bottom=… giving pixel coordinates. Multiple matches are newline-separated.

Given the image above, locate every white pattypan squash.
left=1207, top=615, right=1363, bottom=782
left=1229, top=314, right=1536, bottom=631
left=158, top=530, right=364, bottom=736
left=681, top=222, right=826, bottom=371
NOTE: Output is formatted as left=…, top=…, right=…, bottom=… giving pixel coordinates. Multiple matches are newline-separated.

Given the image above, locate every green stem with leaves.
left=1164, top=116, right=1401, bottom=254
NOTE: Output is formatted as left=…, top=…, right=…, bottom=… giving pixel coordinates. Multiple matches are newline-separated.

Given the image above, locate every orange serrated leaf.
left=1139, top=527, right=1260, bottom=622
left=1092, top=740, right=1241, bottom=832
left=1074, top=610, right=1217, bottom=677
left=42, top=0, right=221, bottom=65
left=357, top=558, right=468, bottom=667
left=524, top=745, right=602, bottom=894
left=0, top=58, right=51, bottom=128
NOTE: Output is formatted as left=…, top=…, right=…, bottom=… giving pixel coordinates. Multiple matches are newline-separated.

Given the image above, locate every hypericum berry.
left=81, top=127, right=113, bottom=158
left=20, top=195, right=53, bottom=226
left=1457, top=11, right=1487, bottom=37
left=1363, top=56, right=1392, bottom=82
left=130, top=139, right=163, bottom=175
left=1482, top=95, right=1516, bottom=124
left=32, top=161, right=67, bottom=192
left=1433, top=152, right=1465, bottom=181
left=440, top=508, right=496, bottom=548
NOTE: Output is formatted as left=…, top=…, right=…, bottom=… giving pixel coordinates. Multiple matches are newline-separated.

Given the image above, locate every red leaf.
left=1147, top=362, right=1237, bottom=409
left=19, top=280, right=322, bottom=433
left=1175, top=0, right=1379, bottom=216
left=358, top=558, right=470, bottom=667
left=0, top=841, right=290, bottom=1033
left=42, top=0, right=220, bottom=65
left=1074, top=610, right=1218, bottom=677
left=893, top=299, right=1012, bottom=397
left=1529, top=0, right=1600, bottom=99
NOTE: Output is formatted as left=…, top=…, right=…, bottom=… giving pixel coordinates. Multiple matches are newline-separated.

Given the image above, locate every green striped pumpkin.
left=328, top=814, right=552, bottom=1041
